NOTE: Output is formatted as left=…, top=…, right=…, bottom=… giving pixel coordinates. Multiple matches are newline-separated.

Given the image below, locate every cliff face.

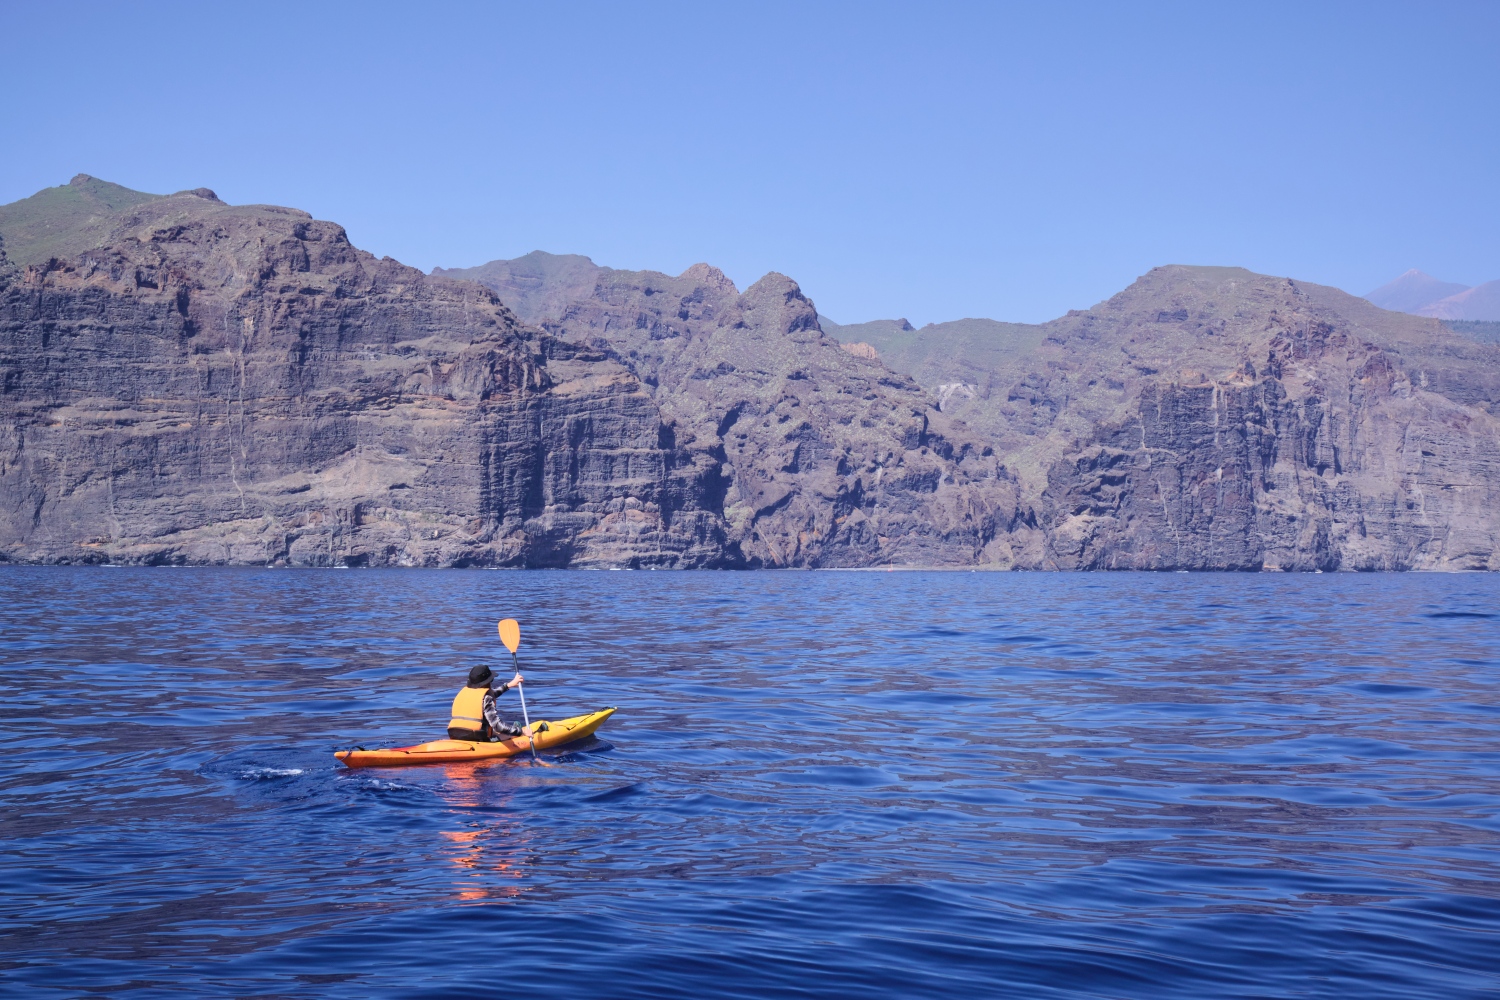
left=441, top=254, right=1023, bottom=568
left=828, top=267, right=1500, bottom=570
left=1, top=181, right=1012, bottom=568
left=4, top=176, right=1496, bottom=570
left=1048, top=271, right=1500, bottom=570
left=0, top=184, right=731, bottom=566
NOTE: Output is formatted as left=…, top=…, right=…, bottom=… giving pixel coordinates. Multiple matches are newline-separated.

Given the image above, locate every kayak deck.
left=335, top=707, right=616, bottom=768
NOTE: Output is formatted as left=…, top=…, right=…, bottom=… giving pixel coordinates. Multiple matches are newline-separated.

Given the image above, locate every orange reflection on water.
left=436, top=761, right=533, bottom=903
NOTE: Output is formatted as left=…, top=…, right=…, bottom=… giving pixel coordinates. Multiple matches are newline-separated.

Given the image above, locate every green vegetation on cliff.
left=0, top=174, right=162, bottom=266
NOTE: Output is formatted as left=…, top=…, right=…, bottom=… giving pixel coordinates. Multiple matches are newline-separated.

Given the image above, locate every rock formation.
left=3, top=176, right=1497, bottom=570
left=0, top=181, right=733, bottom=566
left=815, top=267, right=1500, bottom=570
left=447, top=254, right=1500, bottom=570
left=1037, top=270, right=1500, bottom=569
left=0, top=180, right=1012, bottom=567
left=438, top=254, right=1020, bottom=568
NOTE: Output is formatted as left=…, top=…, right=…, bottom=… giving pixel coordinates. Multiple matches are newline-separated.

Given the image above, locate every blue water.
left=2, top=568, right=1498, bottom=998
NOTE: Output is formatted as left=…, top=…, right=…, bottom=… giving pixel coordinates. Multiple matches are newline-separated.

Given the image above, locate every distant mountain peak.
left=1415, top=280, right=1500, bottom=321
left=516, top=249, right=596, bottom=266
left=1364, top=269, right=1470, bottom=315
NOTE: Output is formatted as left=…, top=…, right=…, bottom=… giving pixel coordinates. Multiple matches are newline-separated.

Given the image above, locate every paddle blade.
left=498, top=618, right=521, bottom=653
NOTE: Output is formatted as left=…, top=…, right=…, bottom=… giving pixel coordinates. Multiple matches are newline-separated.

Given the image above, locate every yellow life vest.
left=449, top=686, right=488, bottom=734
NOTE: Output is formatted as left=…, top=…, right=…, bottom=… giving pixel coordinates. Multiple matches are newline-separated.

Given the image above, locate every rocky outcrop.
left=443, top=253, right=1023, bottom=567
left=0, top=188, right=732, bottom=566
left=0, top=184, right=1014, bottom=568
left=5, top=176, right=1496, bottom=570
left=856, top=267, right=1500, bottom=570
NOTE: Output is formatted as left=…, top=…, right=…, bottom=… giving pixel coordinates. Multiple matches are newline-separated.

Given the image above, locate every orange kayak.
left=335, top=708, right=616, bottom=768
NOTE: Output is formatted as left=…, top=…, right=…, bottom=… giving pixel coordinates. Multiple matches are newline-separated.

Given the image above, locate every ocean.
left=2, top=567, right=1498, bottom=998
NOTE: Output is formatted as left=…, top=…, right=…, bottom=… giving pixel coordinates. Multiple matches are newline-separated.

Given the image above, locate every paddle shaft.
left=511, top=650, right=538, bottom=760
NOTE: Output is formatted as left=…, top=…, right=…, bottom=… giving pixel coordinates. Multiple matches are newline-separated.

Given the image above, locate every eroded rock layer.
left=1037, top=271, right=1500, bottom=570
left=441, top=254, right=1021, bottom=567
left=1, top=180, right=1010, bottom=567
left=4, top=176, right=1497, bottom=570
left=0, top=187, right=731, bottom=566
left=818, top=266, right=1500, bottom=570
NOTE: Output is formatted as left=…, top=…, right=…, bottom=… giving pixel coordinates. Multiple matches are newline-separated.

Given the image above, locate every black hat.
left=467, top=664, right=493, bottom=686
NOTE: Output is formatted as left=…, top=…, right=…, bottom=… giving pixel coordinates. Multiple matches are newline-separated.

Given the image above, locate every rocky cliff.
left=0, top=178, right=1011, bottom=567
left=437, top=254, right=1020, bottom=568
left=0, top=179, right=735, bottom=566
left=4, top=176, right=1497, bottom=570
left=815, top=267, right=1500, bottom=570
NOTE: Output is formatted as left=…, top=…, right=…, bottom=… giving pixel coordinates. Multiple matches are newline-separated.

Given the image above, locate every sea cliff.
left=3, top=177, right=1497, bottom=569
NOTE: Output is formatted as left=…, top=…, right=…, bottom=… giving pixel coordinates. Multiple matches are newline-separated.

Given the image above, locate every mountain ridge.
left=1417, top=280, right=1500, bottom=321
left=453, top=252, right=1500, bottom=570
left=0, top=185, right=736, bottom=567
left=0, top=185, right=1015, bottom=568
left=0, top=174, right=215, bottom=267
left=3, top=178, right=1498, bottom=569
left=1363, top=268, right=1500, bottom=321
left=440, top=251, right=1023, bottom=567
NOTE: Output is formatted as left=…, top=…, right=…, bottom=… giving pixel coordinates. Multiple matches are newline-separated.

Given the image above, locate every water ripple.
left=1, top=568, right=1498, bottom=998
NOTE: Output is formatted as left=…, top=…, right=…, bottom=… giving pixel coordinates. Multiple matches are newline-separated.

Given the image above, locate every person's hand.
left=521, top=723, right=535, bottom=737
left=509, top=672, right=524, bottom=688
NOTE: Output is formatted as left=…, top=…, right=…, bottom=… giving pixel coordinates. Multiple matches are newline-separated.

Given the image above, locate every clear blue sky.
left=2, top=1, right=1496, bottom=325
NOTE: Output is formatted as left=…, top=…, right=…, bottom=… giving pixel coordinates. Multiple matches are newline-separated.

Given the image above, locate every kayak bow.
left=335, top=708, right=616, bottom=768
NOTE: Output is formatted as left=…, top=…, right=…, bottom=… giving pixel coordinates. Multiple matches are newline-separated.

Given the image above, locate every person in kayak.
left=448, top=664, right=545, bottom=742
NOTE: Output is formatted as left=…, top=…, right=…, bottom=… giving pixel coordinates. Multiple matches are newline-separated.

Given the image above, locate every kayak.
left=335, top=707, right=616, bottom=768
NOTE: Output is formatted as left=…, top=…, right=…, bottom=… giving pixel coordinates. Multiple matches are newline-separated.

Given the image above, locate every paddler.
left=447, top=664, right=546, bottom=742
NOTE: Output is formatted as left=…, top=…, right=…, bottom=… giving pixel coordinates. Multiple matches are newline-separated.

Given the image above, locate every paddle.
left=498, top=618, right=539, bottom=761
